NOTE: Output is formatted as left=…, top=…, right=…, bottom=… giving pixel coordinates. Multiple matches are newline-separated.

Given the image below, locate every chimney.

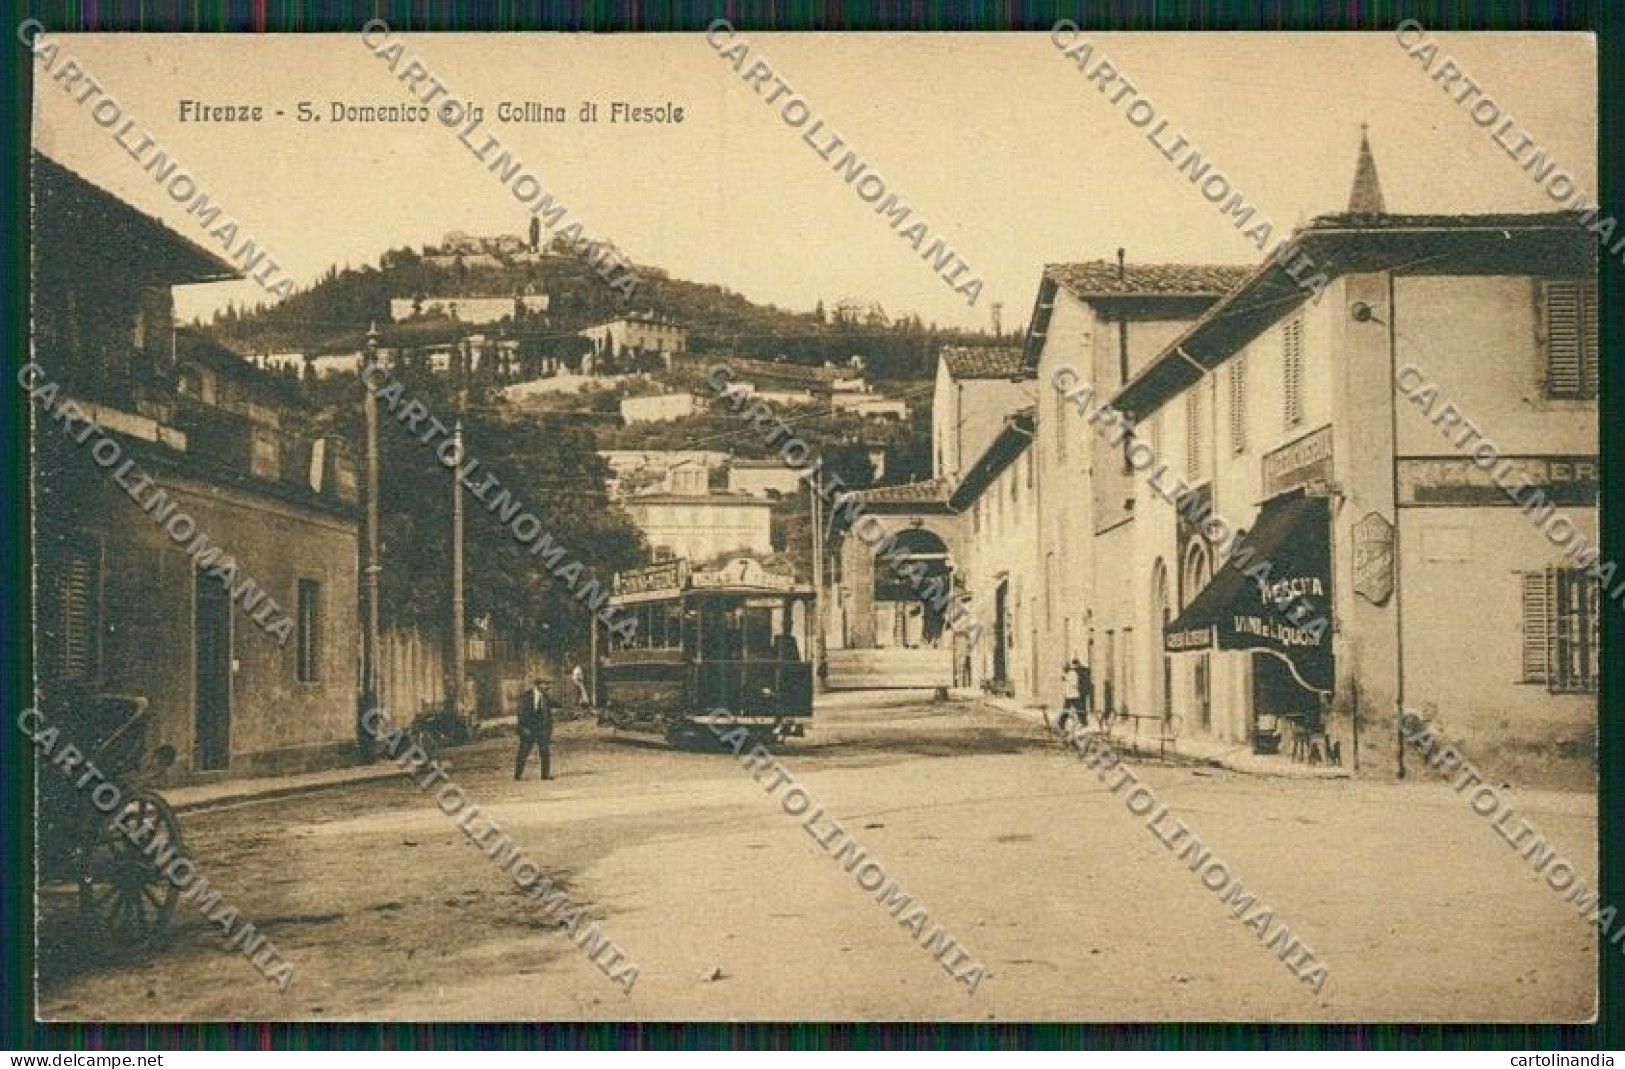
left=1116, top=247, right=1126, bottom=281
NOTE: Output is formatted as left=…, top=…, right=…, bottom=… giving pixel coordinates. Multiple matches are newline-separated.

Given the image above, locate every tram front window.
left=740, top=605, right=774, bottom=660
left=699, top=601, right=736, bottom=661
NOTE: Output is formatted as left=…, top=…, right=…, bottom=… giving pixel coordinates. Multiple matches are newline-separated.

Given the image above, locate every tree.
left=316, top=366, right=645, bottom=657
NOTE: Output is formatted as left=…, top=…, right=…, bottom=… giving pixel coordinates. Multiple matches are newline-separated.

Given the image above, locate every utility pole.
left=359, top=323, right=382, bottom=757
left=447, top=338, right=468, bottom=731
left=810, top=484, right=826, bottom=693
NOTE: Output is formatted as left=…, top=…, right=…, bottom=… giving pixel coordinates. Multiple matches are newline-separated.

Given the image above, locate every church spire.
left=1347, top=123, right=1387, bottom=214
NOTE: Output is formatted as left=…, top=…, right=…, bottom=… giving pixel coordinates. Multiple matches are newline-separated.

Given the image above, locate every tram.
left=595, top=557, right=816, bottom=746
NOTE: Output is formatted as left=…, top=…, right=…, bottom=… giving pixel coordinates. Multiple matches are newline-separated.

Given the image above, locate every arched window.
left=1150, top=559, right=1171, bottom=720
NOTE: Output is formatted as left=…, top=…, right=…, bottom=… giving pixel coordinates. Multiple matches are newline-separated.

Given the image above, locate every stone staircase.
left=824, top=647, right=953, bottom=690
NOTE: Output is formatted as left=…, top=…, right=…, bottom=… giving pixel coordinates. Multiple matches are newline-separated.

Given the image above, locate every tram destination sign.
left=614, top=559, right=687, bottom=597
left=690, top=557, right=798, bottom=591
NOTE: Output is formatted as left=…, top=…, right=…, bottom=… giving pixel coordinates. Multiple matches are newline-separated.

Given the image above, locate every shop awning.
left=1163, top=494, right=1333, bottom=693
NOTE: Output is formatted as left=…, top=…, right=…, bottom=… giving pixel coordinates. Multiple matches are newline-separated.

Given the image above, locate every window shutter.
left=1581, top=279, right=1599, bottom=398
left=1186, top=390, right=1202, bottom=479
left=1520, top=570, right=1551, bottom=683
left=1282, top=316, right=1304, bottom=427
left=1229, top=358, right=1247, bottom=455
left=59, top=552, right=96, bottom=680
left=1543, top=280, right=1582, bottom=397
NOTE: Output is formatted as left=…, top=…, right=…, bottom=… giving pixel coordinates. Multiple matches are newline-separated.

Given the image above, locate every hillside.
left=200, top=240, right=1005, bottom=380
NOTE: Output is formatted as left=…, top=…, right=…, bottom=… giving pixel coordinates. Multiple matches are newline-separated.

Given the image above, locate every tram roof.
left=609, top=582, right=814, bottom=607
left=610, top=557, right=813, bottom=606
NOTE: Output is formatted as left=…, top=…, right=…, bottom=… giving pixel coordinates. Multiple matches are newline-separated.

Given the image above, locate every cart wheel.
left=79, top=791, right=183, bottom=947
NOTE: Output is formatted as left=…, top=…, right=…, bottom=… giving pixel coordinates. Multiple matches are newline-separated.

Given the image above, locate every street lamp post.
left=359, top=323, right=383, bottom=757
left=448, top=415, right=466, bottom=731
left=447, top=338, right=469, bottom=734
left=810, top=484, right=826, bottom=693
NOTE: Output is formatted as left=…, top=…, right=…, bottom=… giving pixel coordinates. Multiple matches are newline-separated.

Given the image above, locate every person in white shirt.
left=1058, top=662, right=1083, bottom=735
left=570, top=661, right=591, bottom=708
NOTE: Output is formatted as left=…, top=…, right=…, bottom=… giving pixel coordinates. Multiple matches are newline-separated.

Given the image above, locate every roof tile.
left=1043, top=261, right=1254, bottom=299
left=844, top=476, right=954, bottom=505
left=939, top=346, right=1027, bottom=380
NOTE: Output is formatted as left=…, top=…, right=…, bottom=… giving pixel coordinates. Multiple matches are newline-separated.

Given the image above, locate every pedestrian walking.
left=515, top=677, right=557, bottom=781
left=570, top=660, right=592, bottom=709
left=1070, top=658, right=1094, bottom=725
left=1058, top=661, right=1083, bottom=734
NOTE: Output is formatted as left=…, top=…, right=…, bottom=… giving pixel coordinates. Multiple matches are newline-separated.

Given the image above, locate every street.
left=38, top=694, right=1597, bottom=1023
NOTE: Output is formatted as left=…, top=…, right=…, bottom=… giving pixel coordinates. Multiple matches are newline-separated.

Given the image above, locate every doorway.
left=991, top=579, right=1009, bottom=685
left=193, top=574, right=232, bottom=771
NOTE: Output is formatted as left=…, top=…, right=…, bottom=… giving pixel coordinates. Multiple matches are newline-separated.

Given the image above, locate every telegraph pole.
left=359, top=323, right=382, bottom=757
left=810, top=483, right=826, bottom=693
left=448, top=338, right=468, bottom=730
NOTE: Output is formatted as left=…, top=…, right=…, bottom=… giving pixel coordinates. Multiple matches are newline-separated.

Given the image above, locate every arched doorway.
left=1150, top=559, right=1172, bottom=723
left=1182, top=542, right=1213, bottom=732
left=872, top=527, right=954, bottom=649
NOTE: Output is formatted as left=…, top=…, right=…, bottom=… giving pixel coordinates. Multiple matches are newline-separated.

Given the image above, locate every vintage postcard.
left=25, top=28, right=1603, bottom=1023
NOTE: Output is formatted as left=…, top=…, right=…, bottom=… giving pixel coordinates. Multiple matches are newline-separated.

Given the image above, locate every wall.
left=1389, top=273, right=1597, bottom=785
left=1031, top=292, right=1096, bottom=712
left=379, top=626, right=562, bottom=724
left=40, top=447, right=360, bottom=780
left=1393, top=276, right=1595, bottom=456
left=953, top=379, right=1031, bottom=480
left=835, top=507, right=965, bottom=651
left=1079, top=301, right=1226, bottom=724
left=932, top=359, right=959, bottom=479
left=960, top=448, right=1038, bottom=701
left=728, top=465, right=804, bottom=498
left=621, top=394, right=697, bottom=423
left=628, top=498, right=773, bottom=562
left=1131, top=289, right=1339, bottom=748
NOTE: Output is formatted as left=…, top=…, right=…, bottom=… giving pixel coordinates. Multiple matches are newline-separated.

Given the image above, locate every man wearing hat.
left=515, top=677, right=558, bottom=780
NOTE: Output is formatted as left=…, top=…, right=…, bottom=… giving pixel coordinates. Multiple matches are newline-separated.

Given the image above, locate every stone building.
left=931, top=346, right=1028, bottom=481
left=32, top=154, right=361, bottom=780
left=623, top=461, right=772, bottom=564
left=1024, top=261, right=1252, bottom=714
left=579, top=311, right=686, bottom=370
left=1113, top=206, right=1597, bottom=781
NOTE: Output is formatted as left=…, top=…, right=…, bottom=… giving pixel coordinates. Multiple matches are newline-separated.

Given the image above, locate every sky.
left=30, top=30, right=1596, bottom=332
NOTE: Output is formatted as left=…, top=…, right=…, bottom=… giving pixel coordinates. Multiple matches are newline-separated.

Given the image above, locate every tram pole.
left=358, top=323, right=382, bottom=760
left=447, top=338, right=468, bottom=733
left=810, top=483, right=825, bottom=694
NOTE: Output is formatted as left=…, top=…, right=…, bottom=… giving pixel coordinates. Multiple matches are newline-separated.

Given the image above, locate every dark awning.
left=1163, top=494, right=1332, bottom=693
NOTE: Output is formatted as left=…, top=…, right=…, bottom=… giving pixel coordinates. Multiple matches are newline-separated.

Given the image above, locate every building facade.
left=1025, top=262, right=1252, bottom=715
left=580, top=312, right=687, bottom=369
left=828, top=479, right=960, bottom=651
left=933, top=140, right=1599, bottom=785
left=624, top=462, right=773, bottom=564
left=389, top=294, right=550, bottom=325
left=727, top=460, right=807, bottom=499
left=620, top=392, right=699, bottom=424
left=931, top=347, right=1029, bottom=481
left=32, top=154, right=362, bottom=781
left=950, top=412, right=1038, bottom=698
left=1112, top=212, right=1598, bottom=782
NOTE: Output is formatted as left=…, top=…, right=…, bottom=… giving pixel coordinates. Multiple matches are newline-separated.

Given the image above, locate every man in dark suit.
left=515, top=677, right=557, bottom=780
